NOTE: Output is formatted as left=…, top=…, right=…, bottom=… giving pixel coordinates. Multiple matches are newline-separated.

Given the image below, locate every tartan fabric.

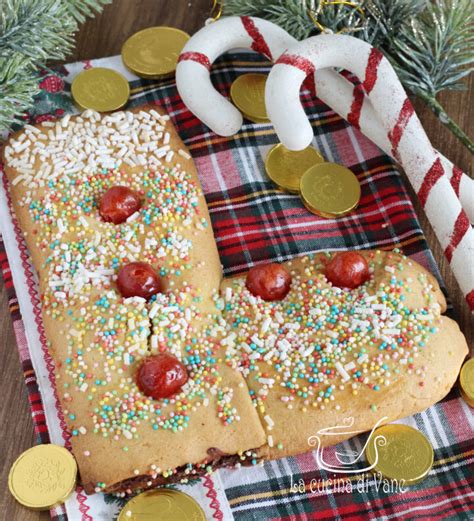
left=129, top=54, right=436, bottom=273
left=0, top=51, right=472, bottom=520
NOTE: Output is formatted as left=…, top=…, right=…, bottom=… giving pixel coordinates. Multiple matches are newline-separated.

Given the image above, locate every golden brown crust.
left=220, top=251, right=466, bottom=459
left=3, top=106, right=266, bottom=494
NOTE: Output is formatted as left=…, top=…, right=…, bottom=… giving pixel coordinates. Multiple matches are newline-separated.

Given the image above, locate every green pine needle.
left=361, top=0, right=427, bottom=46
left=389, top=0, right=474, bottom=97
left=64, top=0, right=112, bottom=23
left=223, top=0, right=366, bottom=40
left=0, top=0, right=111, bottom=132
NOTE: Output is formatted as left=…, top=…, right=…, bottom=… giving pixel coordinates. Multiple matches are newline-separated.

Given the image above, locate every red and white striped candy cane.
left=176, top=17, right=473, bottom=222
left=266, top=34, right=474, bottom=310
left=176, top=16, right=291, bottom=136
left=314, top=70, right=474, bottom=223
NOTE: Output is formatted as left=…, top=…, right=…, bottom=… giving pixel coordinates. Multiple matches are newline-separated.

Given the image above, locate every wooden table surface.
left=1, top=1, right=472, bottom=519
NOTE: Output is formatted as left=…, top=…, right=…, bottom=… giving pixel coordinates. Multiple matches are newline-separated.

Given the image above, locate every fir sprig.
left=390, top=0, right=474, bottom=95
left=0, top=0, right=111, bottom=132
left=224, top=0, right=474, bottom=152
left=64, top=0, right=111, bottom=23
left=361, top=0, right=427, bottom=47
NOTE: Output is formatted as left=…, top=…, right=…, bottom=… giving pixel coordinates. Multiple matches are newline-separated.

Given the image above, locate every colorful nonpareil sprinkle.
left=5, top=108, right=441, bottom=491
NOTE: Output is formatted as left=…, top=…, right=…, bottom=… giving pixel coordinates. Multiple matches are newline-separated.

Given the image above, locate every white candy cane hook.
left=266, top=34, right=474, bottom=310
left=176, top=16, right=291, bottom=136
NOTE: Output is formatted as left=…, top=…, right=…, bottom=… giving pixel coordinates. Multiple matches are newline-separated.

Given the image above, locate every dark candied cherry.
left=117, top=262, right=163, bottom=300
left=325, top=251, right=370, bottom=289
left=136, top=353, right=188, bottom=400
left=99, top=185, right=141, bottom=224
left=245, top=263, right=292, bottom=301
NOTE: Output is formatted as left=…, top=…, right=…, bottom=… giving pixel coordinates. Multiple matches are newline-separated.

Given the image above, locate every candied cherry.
left=99, top=185, right=141, bottom=224
left=117, top=262, right=163, bottom=300
left=246, top=263, right=292, bottom=301
left=136, top=354, right=188, bottom=399
left=325, top=251, right=370, bottom=289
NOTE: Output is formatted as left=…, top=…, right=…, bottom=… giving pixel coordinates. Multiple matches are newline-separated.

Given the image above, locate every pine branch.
left=0, top=0, right=111, bottom=132
left=264, top=2, right=316, bottom=41
left=411, top=86, right=474, bottom=154
left=361, top=0, right=427, bottom=46
left=64, top=0, right=112, bottom=23
left=224, top=0, right=315, bottom=40
left=387, top=0, right=474, bottom=152
left=0, top=1, right=76, bottom=62
left=0, top=57, right=37, bottom=130
left=389, top=0, right=474, bottom=97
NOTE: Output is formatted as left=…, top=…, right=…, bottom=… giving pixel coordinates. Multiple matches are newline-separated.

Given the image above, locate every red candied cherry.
left=325, top=251, right=370, bottom=289
left=246, top=263, right=292, bottom=301
left=117, top=262, right=163, bottom=300
left=99, top=186, right=141, bottom=224
left=136, top=354, right=188, bottom=399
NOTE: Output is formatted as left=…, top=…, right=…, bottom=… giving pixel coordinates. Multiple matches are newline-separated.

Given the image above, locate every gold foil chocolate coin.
left=365, top=424, right=434, bottom=485
left=71, top=68, right=130, bottom=112
left=122, top=26, right=190, bottom=79
left=300, top=162, right=361, bottom=218
left=230, top=73, right=269, bottom=122
left=241, top=112, right=270, bottom=124
left=265, top=143, right=325, bottom=193
left=118, top=489, right=205, bottom=521
left=460, top=358, right=474, bottom=407
left=8, top=444, right=77, bottom=510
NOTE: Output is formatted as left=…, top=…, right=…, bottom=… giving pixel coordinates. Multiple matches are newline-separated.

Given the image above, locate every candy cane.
left=315, top=70, right=474, bottom=224
left=176, top=16, right=291, bottom=136
left=266, top=34, right=474, bottom=310
left=176, top=17, right=473, bottom=222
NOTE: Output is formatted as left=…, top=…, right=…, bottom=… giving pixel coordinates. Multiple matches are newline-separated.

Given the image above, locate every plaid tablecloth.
left=1, top=51, right=472, bottom=521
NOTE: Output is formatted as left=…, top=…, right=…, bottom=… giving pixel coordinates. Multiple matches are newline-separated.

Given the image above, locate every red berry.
left=117, top=262, right=163, bottom=300
left=325, top=252, right=370, bottom=289
left=136, top=354, right=188, bottom=399
left=34, top=114, right=56, bottom=124
left=246, top=263, right=292, bottom=301
left=39, top=75, right=64, bottom=93
left=99, top=186, right=141, bottom=224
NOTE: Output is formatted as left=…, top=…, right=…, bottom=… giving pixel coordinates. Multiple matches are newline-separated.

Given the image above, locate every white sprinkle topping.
left=79, top=216, right=89, bottom=228
left=261, top=317, right=272, bottom=334
left=300, top=346, right=314, bottom=357
left=149, top=303, right=159, bottom=319
left=126, top=211, right=140, bottom=223
left=178, top=149, right=191, bottom=159
left=382, top=328, right=400, bottom=335
left=264, top=415, right=275, bottom=427
left=335, top=361, right=350, bottom=382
